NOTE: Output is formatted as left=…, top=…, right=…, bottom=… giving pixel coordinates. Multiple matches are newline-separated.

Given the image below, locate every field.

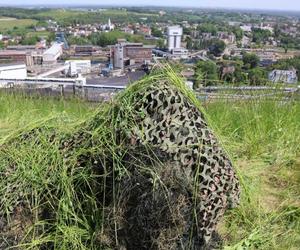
left=0, top=88, right=299, bottom=249
left=32, top=9, right=158, bottom=25
left=0, top=17, right=37, bottom=32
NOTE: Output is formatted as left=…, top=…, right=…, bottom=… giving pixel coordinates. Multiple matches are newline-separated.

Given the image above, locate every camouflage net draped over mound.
left=0, top=67, right=240, bottom=250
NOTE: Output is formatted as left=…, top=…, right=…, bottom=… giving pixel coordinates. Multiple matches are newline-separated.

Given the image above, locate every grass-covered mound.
left=0, top=66, right=299, bottom=250
left=0, top=66, right=240, bottom=250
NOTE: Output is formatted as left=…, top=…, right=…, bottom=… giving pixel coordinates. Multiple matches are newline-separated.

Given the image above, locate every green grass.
left=26, top=31, right=51, bottom=37
left=0, top=18, right=37, bottom=32
left=0, top=93, right=94, bottom=139
left=0, top=81, right=299, bottom=249
left=205, top=100, right=300, bottom=249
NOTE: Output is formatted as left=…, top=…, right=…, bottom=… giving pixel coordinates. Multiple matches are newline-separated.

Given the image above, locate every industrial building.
left=167, top=26, right=183, bottom=52
left=7, top=45, right=37, bottom=51
left=74, top=45, right=94, bottom=56
left=0, top=46, right=45, bottom=66
left=55, top=33, right=69, bottom=50
left=0, top=50, right=36, bottom=66
left=64, top=60, right=91, bottom=76
left=112, top=40, right=153, bottom=70
left=166, top=26, right=188, bottom=59
left=43, top=43, right=64, bottom=64
left=0, top=64, right=27, bottom=79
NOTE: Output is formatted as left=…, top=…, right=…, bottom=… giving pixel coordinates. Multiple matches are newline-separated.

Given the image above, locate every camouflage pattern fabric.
left=119, top=81, right=240, bottom=249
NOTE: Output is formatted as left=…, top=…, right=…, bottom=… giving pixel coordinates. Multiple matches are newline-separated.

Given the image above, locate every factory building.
left=74, top=45, right=94, bottom=56
left=0, top=64, right=27, bottom=79
left=64, top=60, right=91, bottom=76
left=166, top=26, right=188, bottom=59
left=6, top=45, right=37, bottom=51
left=1, top=45, right=45, bottom=66
left=167, top=26, right=183, bottom=52
left=112, top=40, right=153, bottom=70
left=43, top=43, right=64, bottom=64
left=55, top=32, right=69, bottom=50
left=0, top=50, right=35, bottom=66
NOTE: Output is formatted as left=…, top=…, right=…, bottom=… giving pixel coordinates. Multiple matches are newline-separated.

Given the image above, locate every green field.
left=29, top=8, right=157, bottom=25
left=0, top=85, right=299, bottom=249
left=0, top=17, right=37, bottom=32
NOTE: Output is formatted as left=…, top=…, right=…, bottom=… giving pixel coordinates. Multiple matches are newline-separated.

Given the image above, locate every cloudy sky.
left=0, top=0, right=300, bottom=11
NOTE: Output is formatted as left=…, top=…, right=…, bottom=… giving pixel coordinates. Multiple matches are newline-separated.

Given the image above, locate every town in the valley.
left=0, top=6, right=300, bottom=100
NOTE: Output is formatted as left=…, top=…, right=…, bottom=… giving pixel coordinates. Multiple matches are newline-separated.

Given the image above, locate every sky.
left=0, top=0, right=300, bottom=11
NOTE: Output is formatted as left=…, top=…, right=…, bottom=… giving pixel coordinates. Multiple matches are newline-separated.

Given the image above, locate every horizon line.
left=0, top=4, right=300, bottom=13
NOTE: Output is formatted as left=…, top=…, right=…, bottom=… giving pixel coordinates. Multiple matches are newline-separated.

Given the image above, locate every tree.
left=156, top=39, right=165, bottom=49
left=68, top=36, right=90, bottom=45
left=233, top=65, right=248, bottom=84
left=21, top=36, right=39, bottom=45
left=183, top=26, right=191, bottom=36
left=89, top=31, right=144, bottom=47
left=194, top=69, right=204, bottom=89
left=251, top=28, right=272, bottom=44
left=247, top=68, right=267, bottom=85
left=47, top=32, right=56, bottom=45
left=230, top=26, right=244, bottom=41
left=195, top=61, right=218, bottom=87
left=243, top=53, right=259, bottom=69
left=197, top=23, right=217, bottom=35
left=208, top=39, right=226, bottom=57
left=185, top=36, right=193, bottom=50
left=151, top=26, right=163, bottom=38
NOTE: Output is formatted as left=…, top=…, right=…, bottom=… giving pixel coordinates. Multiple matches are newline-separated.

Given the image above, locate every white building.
left=240, top=25, right=252, bottom=33
left=0, top=64, right=27, bottom=79
left=64, top=60, right=91, bottom=76
left=269, top=69, right=298, bottom=84
left=43, top=43, right=63, bottom=64
left=166, top=26, right=188, bottom=59
left=169, top=48, right=189, bottom=60
left=167, top=26, right=183, bottom=52
left=103, top=18, right=115, bottom=31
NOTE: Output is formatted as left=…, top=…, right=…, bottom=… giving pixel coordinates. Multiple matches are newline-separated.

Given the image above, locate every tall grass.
left=0, top=92, right=94, bottom=139
left=0, top=87, right=299, bottom=249
left=205, top=99, right=300, bottom=250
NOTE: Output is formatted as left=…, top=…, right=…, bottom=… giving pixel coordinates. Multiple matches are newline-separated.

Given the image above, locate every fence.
left=1, top=78, right=299, bottom=102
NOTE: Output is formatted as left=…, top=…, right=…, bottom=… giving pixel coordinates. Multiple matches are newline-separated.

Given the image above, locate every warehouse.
left=0, top=64, right=27, bottom=79
left=43, top=43, right=63, bottom=64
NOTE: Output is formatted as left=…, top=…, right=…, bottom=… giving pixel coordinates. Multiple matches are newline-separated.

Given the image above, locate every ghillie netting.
left=0, top=65, right=240, bottom=250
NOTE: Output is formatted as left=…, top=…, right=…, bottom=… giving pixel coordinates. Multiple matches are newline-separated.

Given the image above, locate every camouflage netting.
left=0, top=67, right=240, bottom=250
